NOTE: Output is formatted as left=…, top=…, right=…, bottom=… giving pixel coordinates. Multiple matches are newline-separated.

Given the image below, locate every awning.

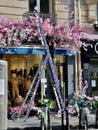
left=0, top=46, right=75, bottom=55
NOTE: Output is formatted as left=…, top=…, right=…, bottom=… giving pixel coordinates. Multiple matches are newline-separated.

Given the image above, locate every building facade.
left=0, top=0, right=75, bottom=106
left=75, top=0, right=98, bottom=96
left=0, top=0, right=98, bottom=103
left=0, top=0, right=28, bottom=20
left=76, top=0, right=98, bottom=96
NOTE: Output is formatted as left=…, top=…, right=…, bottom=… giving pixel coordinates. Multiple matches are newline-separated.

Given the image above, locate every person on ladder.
left=48, top=39, right=56, bottom=61
left=46, top=39, right=56, bottom=100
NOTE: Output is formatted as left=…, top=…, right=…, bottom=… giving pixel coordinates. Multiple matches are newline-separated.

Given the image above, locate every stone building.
left=0, top=0, right=97, bottom=24
left=0, top=0, right=28, bottom=20
left=0, top=0, right=98, bottom=99
left=0, top=1, right=98, bottom=129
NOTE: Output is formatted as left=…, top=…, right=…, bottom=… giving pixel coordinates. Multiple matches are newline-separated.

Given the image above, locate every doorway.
left=90, top=66, right=98, bottom=96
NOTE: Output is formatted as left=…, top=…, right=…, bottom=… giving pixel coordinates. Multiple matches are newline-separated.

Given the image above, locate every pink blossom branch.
left=0, top=14, right=94, bottom=52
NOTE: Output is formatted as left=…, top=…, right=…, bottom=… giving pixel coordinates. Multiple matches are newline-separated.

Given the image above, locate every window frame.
left=29, top=0, right=53, bottom=13
left=97, top=3, right=98, bottom=21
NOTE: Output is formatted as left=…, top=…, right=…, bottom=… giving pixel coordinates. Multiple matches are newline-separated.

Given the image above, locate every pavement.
left=7, top=112, right=98, bottom=130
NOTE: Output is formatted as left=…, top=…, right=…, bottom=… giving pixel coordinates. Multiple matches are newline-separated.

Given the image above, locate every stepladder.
left=15, top=12, right=65, bottom=121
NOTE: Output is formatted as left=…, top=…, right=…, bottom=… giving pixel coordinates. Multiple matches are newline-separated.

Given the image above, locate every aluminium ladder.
left=23, top=12, right=65, bottom=121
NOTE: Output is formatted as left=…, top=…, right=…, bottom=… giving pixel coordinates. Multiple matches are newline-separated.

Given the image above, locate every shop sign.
left=0, top=47, right=75, bottom=55
left=95, top=42, right=98, bottom=54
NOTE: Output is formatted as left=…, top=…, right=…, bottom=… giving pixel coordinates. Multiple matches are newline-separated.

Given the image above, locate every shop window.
left=6, top=53, right=68, bottom=118
left=29, top=0, right=49, bottom=13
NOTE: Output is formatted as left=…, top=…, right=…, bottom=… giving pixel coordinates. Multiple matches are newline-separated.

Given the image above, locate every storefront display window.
left=3, top=54, right=66, bottom=110
left=83, top=58, right=98, bottom=96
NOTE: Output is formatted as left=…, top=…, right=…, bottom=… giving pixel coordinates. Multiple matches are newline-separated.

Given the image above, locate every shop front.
left=0, top=46, right=75, bottom=114
left=82, top=41, right=98, bottom=96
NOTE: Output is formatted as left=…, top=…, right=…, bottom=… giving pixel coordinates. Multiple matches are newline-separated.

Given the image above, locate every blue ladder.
left=24, top=12, right=65, bottom=122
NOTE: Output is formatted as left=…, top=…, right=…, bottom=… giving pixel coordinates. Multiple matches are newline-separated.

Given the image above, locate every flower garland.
left=0, top=14, right=94, bottom=52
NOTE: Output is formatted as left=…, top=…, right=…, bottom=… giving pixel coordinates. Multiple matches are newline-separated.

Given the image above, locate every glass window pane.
left=29, top=0, right=49, bottom=13
left=97, top=3, right=98, bottom=20
left=40, top=0, right=49, bottom=13
left=29, top=0, right=36, bottom=12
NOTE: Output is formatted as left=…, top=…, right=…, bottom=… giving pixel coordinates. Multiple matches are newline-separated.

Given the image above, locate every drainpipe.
left=37, top=0, right=46, bottom=100
left=78, top=0, right=81, bottom=24
left=74, top=0, right=82, bottom=93
left=78, top=0, right=82, bottom=91
left=74, top=0, right=77, bottom=25
left=74, top=0, right=78, bottom=93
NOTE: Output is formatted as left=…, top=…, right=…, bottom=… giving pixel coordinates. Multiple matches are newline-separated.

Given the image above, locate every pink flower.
left=0, top=15, right=94, bottom=51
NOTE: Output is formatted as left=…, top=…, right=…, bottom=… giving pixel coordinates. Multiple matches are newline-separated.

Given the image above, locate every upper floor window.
left=97, top=3, right=98, bottom=21
left=29, top=0, right=49, bottom=13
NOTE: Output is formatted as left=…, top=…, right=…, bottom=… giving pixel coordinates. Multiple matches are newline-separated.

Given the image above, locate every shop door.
left=90, top=66, right=98, bottom=96
left=56, top=62, right=66, bottom=103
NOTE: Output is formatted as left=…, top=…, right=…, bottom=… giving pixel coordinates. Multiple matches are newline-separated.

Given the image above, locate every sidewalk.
left=7, top=112, right=66, bottom=130
left=7, top=113, right=98, bottom=130
left=69, top=114, right=97, bottom=130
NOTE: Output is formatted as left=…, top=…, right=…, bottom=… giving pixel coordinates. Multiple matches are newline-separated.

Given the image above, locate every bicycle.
left=77, top=98, right=88, bottom=130
left=40, top=97, right=52, bottom=130
left=92, top=99, right=98, bottom=127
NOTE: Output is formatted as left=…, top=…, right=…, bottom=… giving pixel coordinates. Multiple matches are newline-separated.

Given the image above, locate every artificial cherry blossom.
left=0, top=14, right=94, bottom=52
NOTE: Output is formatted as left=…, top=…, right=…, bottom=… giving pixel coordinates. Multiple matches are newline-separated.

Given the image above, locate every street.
left=7, top=112, right=98, bottom=130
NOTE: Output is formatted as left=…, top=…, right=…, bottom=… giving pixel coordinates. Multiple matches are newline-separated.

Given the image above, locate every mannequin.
left=10, top=73, right=19, bottom=102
